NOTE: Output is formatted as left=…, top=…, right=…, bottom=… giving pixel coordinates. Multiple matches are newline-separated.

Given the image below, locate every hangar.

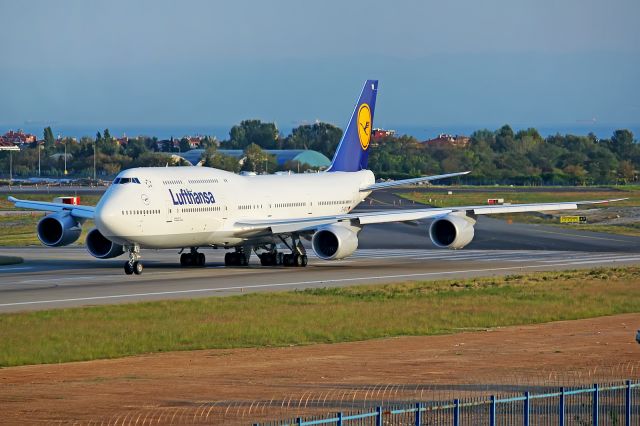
left=177, top=149, right=331, bottom=168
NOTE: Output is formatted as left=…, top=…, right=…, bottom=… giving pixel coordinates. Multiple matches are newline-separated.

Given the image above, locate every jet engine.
left=37, top=212, right=82, bottom=247
left=311, top=224, right=360, bottom=260
left=429, top=214, right=476, bottom=249
left=86, top=228, right=124, bottom=259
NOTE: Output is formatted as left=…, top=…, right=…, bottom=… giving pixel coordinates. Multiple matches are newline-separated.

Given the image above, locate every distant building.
left=423, top=133, right=470, bottom=148
left=2, top=130, right=37, bottom=144
left=55, top=136, right=78, bottom=144
left=372, top=128, right=396, bottom=140
left=116, top=135, right=129, bottom=146
left=0, top=138, right=20, bottom=151
left=187, top=136, right=202, bottom=149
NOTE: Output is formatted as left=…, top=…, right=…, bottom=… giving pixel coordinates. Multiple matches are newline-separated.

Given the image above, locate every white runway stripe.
left=240, top=249, right=640, bottom=265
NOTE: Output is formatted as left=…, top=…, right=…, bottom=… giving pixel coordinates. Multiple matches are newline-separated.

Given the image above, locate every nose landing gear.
left=124, top=245, right=143, bottom=275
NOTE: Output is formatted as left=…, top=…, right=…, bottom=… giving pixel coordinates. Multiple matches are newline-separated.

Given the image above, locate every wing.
left=8, top=196, right=95, bottom=220
left=234, top=198, right=626, bottom=236
left=360, top=171, right=470, bottom=192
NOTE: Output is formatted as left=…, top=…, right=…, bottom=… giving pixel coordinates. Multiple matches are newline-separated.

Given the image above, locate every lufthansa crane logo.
left=357, top=103, right=371, bottom=150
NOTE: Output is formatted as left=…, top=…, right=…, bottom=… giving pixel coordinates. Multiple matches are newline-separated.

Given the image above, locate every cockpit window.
left=113, top=177, right=141, bottom=184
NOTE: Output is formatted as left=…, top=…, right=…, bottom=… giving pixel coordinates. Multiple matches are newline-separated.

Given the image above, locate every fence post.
left=453, top=399, right=460, bottom=426
left=490, top=395, right=496, bottom=426
left=376, top=406, right=383, bottom=426
left=415, top=402, right=422, bottom=426
left=523, top=391, right=530, bottom=426
left=592, top=384, right=599, bottom=426
left=559, top=387, right=565, bottom=426
left=626, top=380, right=632, bottom=426
left=337, top=411, right=343, bottom=426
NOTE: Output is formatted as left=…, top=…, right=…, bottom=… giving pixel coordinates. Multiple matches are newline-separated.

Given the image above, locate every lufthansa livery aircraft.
left=9, top=81, right=624, bottom=275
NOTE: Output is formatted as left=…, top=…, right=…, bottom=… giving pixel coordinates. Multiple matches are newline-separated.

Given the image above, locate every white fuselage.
left=95, top=167, right=375, bottom=248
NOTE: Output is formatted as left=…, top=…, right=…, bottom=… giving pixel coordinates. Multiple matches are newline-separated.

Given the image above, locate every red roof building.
left=423, top=133, right=470, bottom=148
left=2, top=130, right=37, bottom=144
left=372, top=128, right=396, bottom=140
left=0, top=138, right=20, bottom=150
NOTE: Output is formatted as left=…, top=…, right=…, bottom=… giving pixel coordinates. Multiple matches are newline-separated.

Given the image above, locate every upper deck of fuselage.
left=108, top=166, right=375, bottom=195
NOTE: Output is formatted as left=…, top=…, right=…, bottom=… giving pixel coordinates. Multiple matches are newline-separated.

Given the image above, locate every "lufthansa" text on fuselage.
left=168, top=188, right=216, bottom=205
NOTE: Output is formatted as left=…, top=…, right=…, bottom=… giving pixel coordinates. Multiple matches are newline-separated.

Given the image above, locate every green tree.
left=43, top=127, right=55, bottom=148
left=285, top=123, right=343, bottom=157
left=608, top=129, right=635, bottom=159
left=228, top=120, right=279, bottom=149
left=242, top=143, right=277, bottom=173
left=203, top=152, right=241, bottom=173
left=179, top=138, right=191, bottom=152
left=125, top=138, right=149, bottom=158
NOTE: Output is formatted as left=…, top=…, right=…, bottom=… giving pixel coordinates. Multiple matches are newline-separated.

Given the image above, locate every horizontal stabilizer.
left=360, top=171, right=470, bottom=191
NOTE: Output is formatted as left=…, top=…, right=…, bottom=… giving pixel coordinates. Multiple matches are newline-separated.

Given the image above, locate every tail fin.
left=327, top=80, right=378, bottom=172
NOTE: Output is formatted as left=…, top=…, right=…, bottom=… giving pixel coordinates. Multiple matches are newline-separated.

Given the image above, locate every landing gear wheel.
left=293, top=254, right=301, bottom=267
left=299, top=255, right=308, bottom=267
left=197, top=253, right=205, bottom=267
left=276, top=252, right=283, bottom=265
left=133, top=261, right=143, bottom=275
left=180, top=253, right=187, bottom=266
left=124, top=245, right=142, bottom=275
left=225, top=252, right=248, bottom=266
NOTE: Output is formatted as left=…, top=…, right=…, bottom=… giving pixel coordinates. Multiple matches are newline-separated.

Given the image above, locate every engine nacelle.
left=37, top=212, right=82, bottom=247
left=311, top=224, right=360, bottom=260
left=86, top=228, right=124, bottom=259
left=429, top=214, right=476, bottom=249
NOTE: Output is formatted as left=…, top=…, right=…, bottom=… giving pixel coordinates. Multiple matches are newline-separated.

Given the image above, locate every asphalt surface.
left=1, top=189, right=640, bottom=312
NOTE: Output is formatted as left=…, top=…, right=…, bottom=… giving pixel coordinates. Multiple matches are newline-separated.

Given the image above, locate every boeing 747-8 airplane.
left=9, top=81, right=623, bottom=275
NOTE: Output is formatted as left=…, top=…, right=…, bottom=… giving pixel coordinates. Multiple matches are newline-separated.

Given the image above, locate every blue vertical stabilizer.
left=327, top=80, right=378, bottom=172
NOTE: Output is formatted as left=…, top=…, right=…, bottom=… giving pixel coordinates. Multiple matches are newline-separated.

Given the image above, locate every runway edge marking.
left=2, top=259, right=638, bottom=308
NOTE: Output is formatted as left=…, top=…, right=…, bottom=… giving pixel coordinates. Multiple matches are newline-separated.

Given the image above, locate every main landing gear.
left=224, top=248, right=250, bottom=266
left=180, top=247, right=206, bottom=267
left=254, top=235, right=308, bottom=268
left=124, top=245, right=143, bottom=275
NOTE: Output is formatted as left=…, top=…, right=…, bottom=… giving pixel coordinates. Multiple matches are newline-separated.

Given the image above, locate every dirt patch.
left=1, top=314, right=639, bottom=424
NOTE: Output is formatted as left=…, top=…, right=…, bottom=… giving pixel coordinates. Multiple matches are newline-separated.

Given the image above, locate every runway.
left=2, top=189, right=640, bottom=312
left=2, top=241, right=640, bottom=312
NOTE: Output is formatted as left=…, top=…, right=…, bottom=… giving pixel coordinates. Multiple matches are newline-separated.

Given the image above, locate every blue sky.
left=1, top=0, right=639, bottom=130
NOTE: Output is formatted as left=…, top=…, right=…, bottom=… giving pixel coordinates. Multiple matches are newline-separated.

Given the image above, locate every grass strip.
left=1, top=267, right=640, bottom=367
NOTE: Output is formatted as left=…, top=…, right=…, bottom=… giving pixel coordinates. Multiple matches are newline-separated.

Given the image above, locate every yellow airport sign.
left=560, top=216, right=587, bottom=224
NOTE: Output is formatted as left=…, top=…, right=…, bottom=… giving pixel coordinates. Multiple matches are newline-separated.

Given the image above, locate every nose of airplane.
left=95, top=193, right=129, bottom=239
